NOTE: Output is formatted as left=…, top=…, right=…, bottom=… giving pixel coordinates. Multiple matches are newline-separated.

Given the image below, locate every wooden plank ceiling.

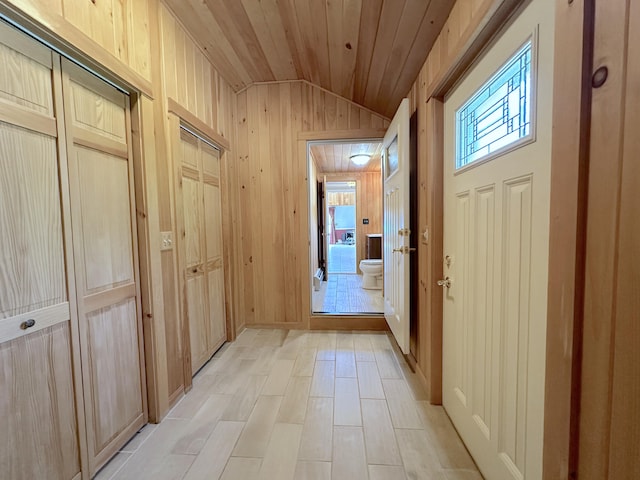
left=163, top=0, right=455, bottom=118
left=311, top=142, right=382, bottom=173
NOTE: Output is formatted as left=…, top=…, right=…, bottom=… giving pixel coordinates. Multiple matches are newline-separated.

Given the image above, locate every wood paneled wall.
left=232, top=82, right=388, bottom=327
left=404, top=0, right=523, bottom=402
left=159, top=3, right=235, bottom=140
left=0, top=0, right=152, bottom=91
left=326, top=192, right=356, bottom=206
left=325, top=172, right=382, bottom=268
left=578, top=1, right=640, bottom=478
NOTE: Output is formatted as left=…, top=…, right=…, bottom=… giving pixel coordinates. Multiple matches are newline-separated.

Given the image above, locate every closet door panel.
left=86, top=298, right=142, bottom=450
left=0, top=125, right=65, bottom=315
left=202, top=141, right=220, bottom=177
left=204, top=182, right=223, bottom=259
left=207, top=267, right=226, bottom=350
left=75, top=147, right=134, bottom=292
left=203, top=181, right=225, bottom=350
left=181, top=129, right=200, bottom=171
left=0, top=39, right=53, bottom=114
left=67, top=78, right=127, bottom=142
left=62, top=59, right=145, bottom=476
left=183, top=176, right=202, bottom=267
left=186, top=274, right=208, bottom=373
left=0, top=324, right=80, bottom=480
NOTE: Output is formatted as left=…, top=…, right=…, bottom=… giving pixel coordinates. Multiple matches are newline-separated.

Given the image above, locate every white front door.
left=442, top=1, right=555, bottom=479
left=383, top=98, right=410, bottom=354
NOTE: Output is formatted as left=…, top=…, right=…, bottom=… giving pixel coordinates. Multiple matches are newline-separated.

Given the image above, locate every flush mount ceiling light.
left=350, top=154, right=371, bottom=166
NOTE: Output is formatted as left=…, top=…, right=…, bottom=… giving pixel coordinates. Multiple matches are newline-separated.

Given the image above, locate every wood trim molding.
left=309, top=316, right=389, bottom=331
left=130, top=93, right=170, bottom=424
left=298, top=129, right=386, bottom=141
left=0, top=2, right=153, bottom=97
left=424, top=98, right=444, bottom=404
left=428, top=0, right=525, bottom=100
left=542, top=0, right=592, bottom=478
left=167, top=97, right=231, bottom=151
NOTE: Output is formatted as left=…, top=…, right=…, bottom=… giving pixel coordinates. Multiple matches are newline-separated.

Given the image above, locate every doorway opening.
left=326, top=181, right=357, bottom=274
left=308, top=140, right=384, bottom=315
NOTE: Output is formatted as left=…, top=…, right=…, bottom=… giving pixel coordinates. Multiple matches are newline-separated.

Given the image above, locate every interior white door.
left=442, top=2, right=554, bottom=480
left=383, top=98, right=410, bottom=354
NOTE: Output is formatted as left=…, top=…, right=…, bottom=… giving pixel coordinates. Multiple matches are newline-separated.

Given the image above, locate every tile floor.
left=97, top=329, right=482, bottom=480
left=312, top=274, right=384, bottom=314
left=327, top=244, right=357, bottom=273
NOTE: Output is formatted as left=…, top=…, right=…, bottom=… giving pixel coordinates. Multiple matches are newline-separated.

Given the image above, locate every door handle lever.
left=437, top=277, right=452, bottom=288
left=393, top=246, right=416, bottom=254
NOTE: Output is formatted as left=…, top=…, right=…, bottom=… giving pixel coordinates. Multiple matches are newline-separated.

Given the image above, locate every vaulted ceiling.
left=164, top=0, right=455, bottom=118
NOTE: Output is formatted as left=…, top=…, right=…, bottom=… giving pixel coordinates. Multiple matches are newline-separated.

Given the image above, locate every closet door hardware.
left=20, top=319, right=36, bottom=330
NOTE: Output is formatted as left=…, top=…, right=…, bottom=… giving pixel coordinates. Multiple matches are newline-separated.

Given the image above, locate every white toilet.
left=359, top=259, right=383, bottom=290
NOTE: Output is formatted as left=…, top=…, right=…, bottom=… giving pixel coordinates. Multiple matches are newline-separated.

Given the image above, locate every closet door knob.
left=20, top=319, right=36, bottom=330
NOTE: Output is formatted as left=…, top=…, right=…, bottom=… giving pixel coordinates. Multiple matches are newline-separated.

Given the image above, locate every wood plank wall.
left=326, top=192, right=356, bottom=206
left=324, top=172, right=383, bottom=268
left=159, top=3, right=235, bottom=140
left=232, top=82, right=388, bottom=328
left=404, top=0, right=522, bottom=402
left=0, top=0, right=152, bottom=91
left=578, top=1, right=640, bottom=478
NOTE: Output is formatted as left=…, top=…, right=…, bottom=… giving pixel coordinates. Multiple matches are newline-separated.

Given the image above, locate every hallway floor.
left=312, top=274, right=384, bottom=314
left=97, top=329, right=482, bottom=480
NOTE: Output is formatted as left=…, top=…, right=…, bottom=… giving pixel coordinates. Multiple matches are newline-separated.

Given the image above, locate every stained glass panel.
left=456, top=41, right=533, bottom=169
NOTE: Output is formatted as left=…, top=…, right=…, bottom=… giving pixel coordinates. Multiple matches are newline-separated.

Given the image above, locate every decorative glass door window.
left=455, top=39, right=534, bottom=170
left=385, top=135, right=399, bottom=178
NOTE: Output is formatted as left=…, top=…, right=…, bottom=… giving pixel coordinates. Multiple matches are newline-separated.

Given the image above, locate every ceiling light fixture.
left=350, top=154, right=371, bottom=166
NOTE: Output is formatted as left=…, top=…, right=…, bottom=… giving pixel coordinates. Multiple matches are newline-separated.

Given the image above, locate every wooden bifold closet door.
left=0, top=19, right=146, bottom=480
left=0, top=22, right=84, bottom=480
left=173, top=119, right=227, bottom=376
left=61, top=59, right=147, bottom=476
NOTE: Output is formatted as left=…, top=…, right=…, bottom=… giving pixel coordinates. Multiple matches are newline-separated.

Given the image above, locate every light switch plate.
left=161, top=231, right=174, bottom=251
left=422, top=227, right=429, bottom=245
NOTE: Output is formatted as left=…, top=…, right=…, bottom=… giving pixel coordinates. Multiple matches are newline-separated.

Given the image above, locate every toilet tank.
left=366, top=234, right=382, bottom=259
